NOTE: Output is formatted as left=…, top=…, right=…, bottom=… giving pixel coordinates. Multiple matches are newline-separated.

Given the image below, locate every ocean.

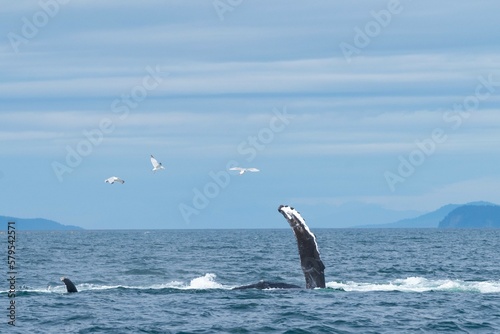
left=2, top=228, right=500, bottom=333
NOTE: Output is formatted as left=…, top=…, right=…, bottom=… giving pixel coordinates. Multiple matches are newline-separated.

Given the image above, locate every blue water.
left=2, top=229, right=500, bottom=333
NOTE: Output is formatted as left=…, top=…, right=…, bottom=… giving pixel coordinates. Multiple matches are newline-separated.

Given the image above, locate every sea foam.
left=327, top=276, right=500, bottom=293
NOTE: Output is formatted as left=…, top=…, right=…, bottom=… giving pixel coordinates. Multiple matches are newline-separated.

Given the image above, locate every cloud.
left=2, top=107, right=499, bottom=159
left=0, top=111, right=110, bottom=130
left=2, top=0, right=500, bottom=229
left=363, top=177, right=500, bottom=212
left=0, top=130, right=62, bottom=141
left=291, top=176, right=500, bottom=215
left=2, top=54, right=499, bottom=101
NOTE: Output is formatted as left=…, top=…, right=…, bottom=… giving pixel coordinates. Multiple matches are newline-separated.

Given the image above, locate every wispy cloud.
left=2, top=55, right=499, bottom=100
left=2, top=1, right=500, bottom=228
left=362, top=177, right=500, bottom=212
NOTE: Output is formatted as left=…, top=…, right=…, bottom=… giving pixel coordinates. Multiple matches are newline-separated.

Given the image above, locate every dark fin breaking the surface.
left=61, top=277, right=78, bottom=293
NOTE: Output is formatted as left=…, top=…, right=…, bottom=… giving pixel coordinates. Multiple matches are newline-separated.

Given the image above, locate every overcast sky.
left=1, top=0, right=500, bottom=229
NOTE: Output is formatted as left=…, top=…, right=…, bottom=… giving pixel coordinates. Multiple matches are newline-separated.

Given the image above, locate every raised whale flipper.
left=233, top=281, right=301, bottom=290
left=61, top=276, right=78, bottom=293
left=278, top=205, right=326, bottom=289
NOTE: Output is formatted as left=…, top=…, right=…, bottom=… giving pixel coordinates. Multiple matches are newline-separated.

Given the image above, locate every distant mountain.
left=439, top=204, right=500, bottom=228
left=357, top=201, right=497, bottom=228
left=0, top=216, right=83, bottom=231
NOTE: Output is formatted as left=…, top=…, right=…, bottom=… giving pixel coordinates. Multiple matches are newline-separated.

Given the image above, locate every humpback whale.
left=234, top=205, right=325, bottom=289
left=61, top=277, right=78, bottom=293
left=58, top=205, right=323, bottom=291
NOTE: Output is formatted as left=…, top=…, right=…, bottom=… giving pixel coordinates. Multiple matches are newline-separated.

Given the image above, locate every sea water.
left=1, top=229, right=499, bottom=333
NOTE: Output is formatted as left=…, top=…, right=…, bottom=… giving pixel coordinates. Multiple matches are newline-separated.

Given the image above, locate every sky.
left=1, top=0, right=500, bottom=229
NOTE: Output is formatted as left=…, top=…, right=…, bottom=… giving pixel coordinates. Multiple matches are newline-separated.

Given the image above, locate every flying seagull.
left=150, top=155, right=165, bottom=172
left=105, top=176, right=125, bottom=184
left=229, top=167, right=260, bottom=175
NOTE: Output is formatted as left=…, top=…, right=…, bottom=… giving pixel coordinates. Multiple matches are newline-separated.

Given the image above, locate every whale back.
left=233, top=281, right=301, bottom=290
left=278, top=205, right=326, bottom=289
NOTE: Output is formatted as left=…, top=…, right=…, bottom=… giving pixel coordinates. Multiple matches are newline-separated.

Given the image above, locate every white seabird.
left=229, top=167, right=260, bottom=175
left=150, top=155, right=165, bottom=172
left=105, top=176, right=125, bottom=184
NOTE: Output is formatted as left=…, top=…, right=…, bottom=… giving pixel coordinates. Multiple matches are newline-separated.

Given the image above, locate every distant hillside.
left=357, top=201, right=497, bottom=228
left=439, top=204, right=500, bottom=228
left=0, top=216, right=83, bottom=231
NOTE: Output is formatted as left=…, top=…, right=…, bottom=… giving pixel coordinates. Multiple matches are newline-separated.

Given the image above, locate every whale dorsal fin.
left=61, top=277, right=78, bottom=293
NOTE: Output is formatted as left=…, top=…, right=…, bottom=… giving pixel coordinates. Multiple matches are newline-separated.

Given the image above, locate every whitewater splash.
left=187, top=273, right=225, bottom=289
left=3, top=275, right=500, bottom=294
left=60, top=273, right=227, bottom=292
left=0, top=274, right=230, bottom=294
left=327, top=276, right=500, bottom=294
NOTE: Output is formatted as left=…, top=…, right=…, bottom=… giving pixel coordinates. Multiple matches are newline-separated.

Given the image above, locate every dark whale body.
left=233, top=281, right=301, bottom=290
left=61, top=277, right=78, bottom=293
left=234, top=205, right=326, bottom=290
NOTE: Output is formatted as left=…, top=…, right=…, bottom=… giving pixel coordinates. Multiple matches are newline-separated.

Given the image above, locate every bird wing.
left=106, top=176, right=124, bottom=184
left=229, top=167, right=244, bottom=171
left=150, top=155, right=160, bottom=168
left=247, top=168, right=260, bottom=172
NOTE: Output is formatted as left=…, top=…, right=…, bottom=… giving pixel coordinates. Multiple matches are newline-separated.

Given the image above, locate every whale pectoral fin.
left=302, top=257, right=326, bottom=289
left=278, top=205, right=326, bottom=289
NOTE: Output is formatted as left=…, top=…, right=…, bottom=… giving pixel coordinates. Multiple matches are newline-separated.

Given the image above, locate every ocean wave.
left=3, top=275, right=500, bottom=295
left=0, top=273, right=232, bottom=295
left=327, top=276, right=500, bottom=293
